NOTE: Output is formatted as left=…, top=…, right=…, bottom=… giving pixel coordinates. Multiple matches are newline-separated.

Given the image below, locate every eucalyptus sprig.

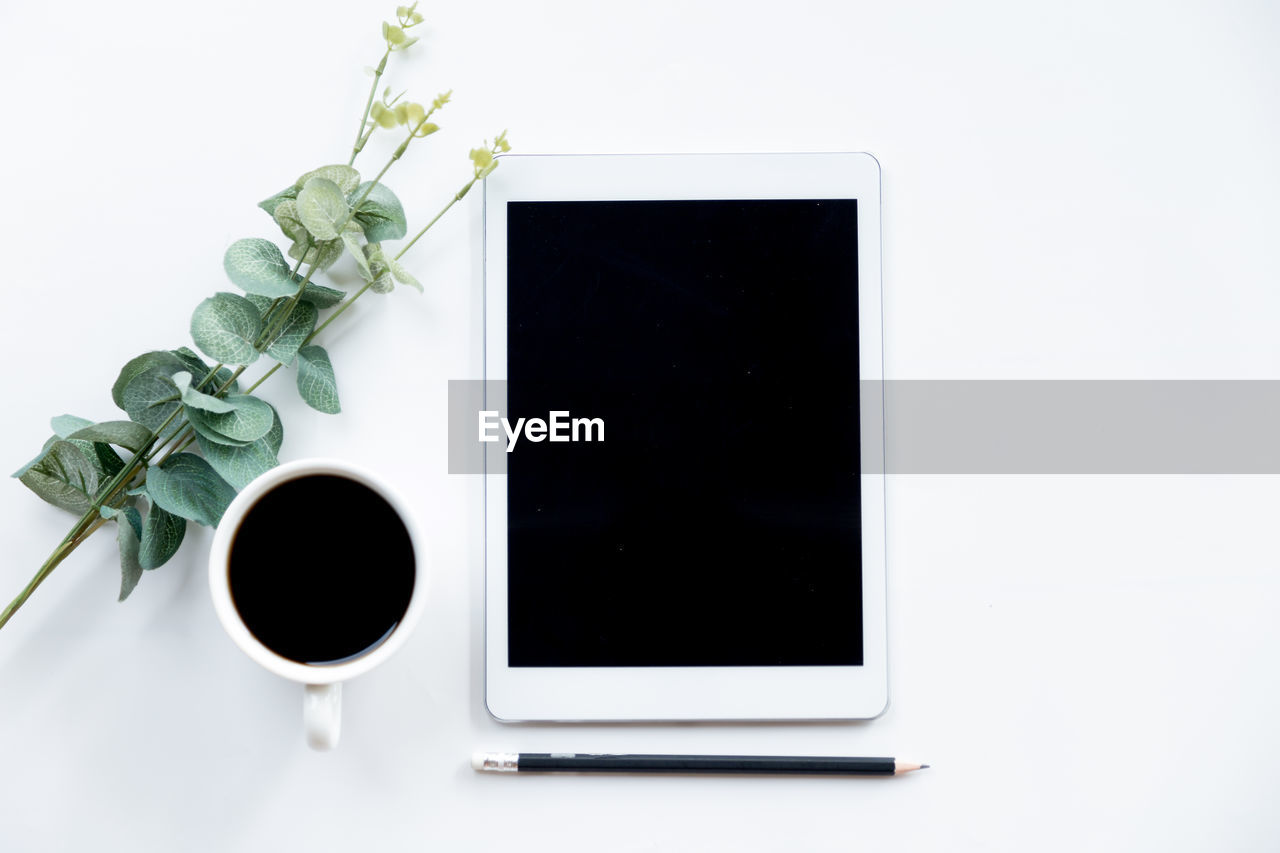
left=0, top=5, right=509, bottom=631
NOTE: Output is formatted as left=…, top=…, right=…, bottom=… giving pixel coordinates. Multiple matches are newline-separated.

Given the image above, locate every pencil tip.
left=920, top=764, right=930, bottom=770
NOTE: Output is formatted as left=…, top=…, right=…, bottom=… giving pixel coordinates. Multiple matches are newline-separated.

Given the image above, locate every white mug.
left=208, top=458, right=428, bottom=750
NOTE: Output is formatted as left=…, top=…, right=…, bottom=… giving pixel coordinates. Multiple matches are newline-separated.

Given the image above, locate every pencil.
left=472, top=752, right=929, bottom=776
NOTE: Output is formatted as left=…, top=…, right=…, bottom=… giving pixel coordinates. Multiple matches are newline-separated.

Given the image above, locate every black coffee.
left=228, top=474, right=415, bottom=665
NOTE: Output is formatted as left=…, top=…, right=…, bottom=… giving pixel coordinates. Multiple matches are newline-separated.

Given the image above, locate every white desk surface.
left=2, top=1, right=1277, bottom=850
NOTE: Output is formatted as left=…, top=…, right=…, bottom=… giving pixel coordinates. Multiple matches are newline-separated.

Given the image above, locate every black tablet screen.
left=506, top=199, right=862, bottom=667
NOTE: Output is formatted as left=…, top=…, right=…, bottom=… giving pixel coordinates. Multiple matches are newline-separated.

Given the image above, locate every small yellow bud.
left=413, top=121, right=439, bottom=138
left=371, top=101, right=399, bottom=129
left=470, top=148, right=495, bottom=172
left=432, top=90, right=453, bottom=111
left=396, top=5, right=410, bottom=16
left=385, top=24, right=407, bottom=45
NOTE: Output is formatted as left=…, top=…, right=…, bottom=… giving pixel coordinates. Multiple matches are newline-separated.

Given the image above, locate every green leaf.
left=190, top=292, right=263, bottom=366
left=172, top=347, right=238, bottom=394
left=263, top=300, right=317, bottom=365
left=263, top=407, right=284, bottom=455
left=145, top=453, right=236, bottom=527
left=244, top=294, right=273, bottom=316
left=296, top=164, right=361, bottom=196
left=273, top=199, right=308, bottom=245
left=139, top=503, right=186, bottom=571
left=92, top=442, right=126, bottom=480
left=184, top=393, right=275, bottom=444
left=258, top=185, right=298, bottom=216
left=364, top=244, right=396, bottom=294
left=46, top=420, right=141, bottom=480
left=51, top=414, right=94, bottom=438
left=172, top=371, right=236, bottom=413
left=112, top=351, right=187, bottom=411
left=371, top=101, right=398, bottom=129
left=288, top=236, right=344, bottom=272
left=352, top=182, right=407, bottom=242
left=121, top=369, right=182, bottom=433
left=196, top=406, right=282, bottom=490
left=184, top=410, right=252, bottom=447
left=125, top=511, right=143, bottom=544
left=299, top=282, right=345, bottom=309
left=13, top=436, right=58, bottom=479
left=343, top=231, right=372, bottom=280
left=297, top=345, right=340, bottom=414
left=297, top=177, right=349, bottom=242
left=242, top=281, right=339, bottom=315
left=109, top=506, right=144, bottom=601
left=223, top=238, right=300, bottom=299
left=17, top=440, right=100, bottom=514
left=64, top=421, right=154, bottom=454
left=387, top=256, right=421, bottom=292
left=100, top=503, right=143, bottom=536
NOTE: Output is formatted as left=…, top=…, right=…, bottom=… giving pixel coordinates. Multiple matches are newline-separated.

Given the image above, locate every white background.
left=1, top=1, right=1277, bottom=850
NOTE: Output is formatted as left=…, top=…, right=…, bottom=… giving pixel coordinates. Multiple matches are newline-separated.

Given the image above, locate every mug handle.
left=304, top=683, right=342, bottom=750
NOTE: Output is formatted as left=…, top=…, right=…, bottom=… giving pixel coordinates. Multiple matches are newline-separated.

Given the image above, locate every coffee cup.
left=208, top=458, right=427, bottom=750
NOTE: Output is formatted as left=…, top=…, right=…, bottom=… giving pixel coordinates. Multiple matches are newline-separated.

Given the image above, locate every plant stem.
left=69, top=516, right=109, bottom=550
left=94, top=407, right=184, bottom=507
left=194, top=363, right=225, bottom=392
left=396, top=177, right=475, bottom=260
left=309, top=282, right=375, bottom=341
left=0, top=512, right=102, bottom=630
left=158, top=428, right=197, bottom=462
left=349, top=51, right=390, bottom=167
left=246, top=280, right=377, bottom=394
left=0, top=358, right=245, bottom=629
left=257, top=261, right=321, bottom=352
left=359, top=120, right=424, bottom=203
left=253, top=253, right=312, bottom=352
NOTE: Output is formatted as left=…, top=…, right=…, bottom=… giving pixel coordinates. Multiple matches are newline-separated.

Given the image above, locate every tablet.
left=482, top=153, right=886, bottom=721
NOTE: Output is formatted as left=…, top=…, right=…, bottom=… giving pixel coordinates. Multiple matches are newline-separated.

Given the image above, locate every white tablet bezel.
left=483, top=153, right=886, bottom=721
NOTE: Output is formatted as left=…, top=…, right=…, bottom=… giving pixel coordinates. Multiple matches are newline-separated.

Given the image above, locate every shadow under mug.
left=208, top=458, right=428, bottom=750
